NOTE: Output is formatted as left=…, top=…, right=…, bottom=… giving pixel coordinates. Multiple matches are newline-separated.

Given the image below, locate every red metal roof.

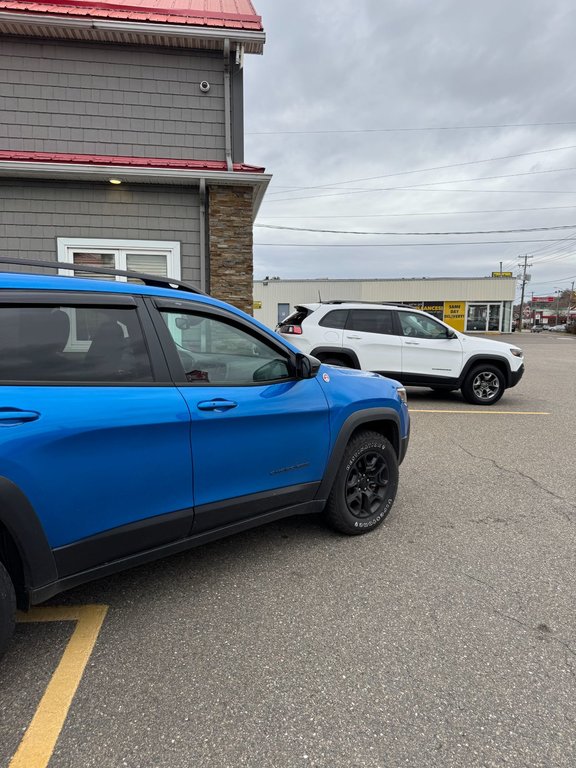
left=0, top=149, right=265, bottom=173
left=0, top=0, right=262, bottom=30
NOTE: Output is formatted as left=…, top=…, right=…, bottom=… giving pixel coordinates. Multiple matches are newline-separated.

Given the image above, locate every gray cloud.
left=245, top=0, right=576, bottom=296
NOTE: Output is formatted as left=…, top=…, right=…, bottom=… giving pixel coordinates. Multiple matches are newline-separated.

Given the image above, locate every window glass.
left=0, top=305, right=153, bottom=383
left=348, top=309, right=394, bottom=335
left=277, top=303, right=291, bottom=324
left=319, top=309, right=348, bottom=329
left=488, top=304, right=501, bottom=331
left=467, top=305, right=488, bottom=332
left=72, top=252, right=116, bottom=281
left=398, top=311, right=448, bottom=339
left=160, top=311, right=293, bottom=385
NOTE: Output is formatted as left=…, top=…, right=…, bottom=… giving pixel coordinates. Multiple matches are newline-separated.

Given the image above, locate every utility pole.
left=567, top=280, right=575, bottom=324
left=516, top=254, right=532, bottom=332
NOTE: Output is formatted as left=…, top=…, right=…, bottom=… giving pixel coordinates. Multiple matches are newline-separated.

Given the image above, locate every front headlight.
left=510, top=348, right=523, bottom=358
left=396, top=387, right=408, bottom=404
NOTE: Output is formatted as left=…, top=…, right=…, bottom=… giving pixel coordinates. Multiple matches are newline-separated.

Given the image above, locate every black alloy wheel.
left=346, top=450, right=389, bottom=518
left=324, top=431, right=399, bottom=535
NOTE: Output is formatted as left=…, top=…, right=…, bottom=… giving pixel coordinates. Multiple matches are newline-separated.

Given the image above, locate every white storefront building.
left=253, top=277, right=517, bottom=334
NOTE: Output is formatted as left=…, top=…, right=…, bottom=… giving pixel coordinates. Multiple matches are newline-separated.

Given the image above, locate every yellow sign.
left=443, top=301, right=466, bottom=332
left=253, top=300, right=262, bottom=310
left=492, top=271, right=513, bottom=277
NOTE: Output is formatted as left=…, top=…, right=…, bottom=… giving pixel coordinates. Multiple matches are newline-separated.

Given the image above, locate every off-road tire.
left=0, top=561, right=16, bottom=657
left=324, top=430, right=399, bottom=535
left=462, top=364, right=506, bottom=406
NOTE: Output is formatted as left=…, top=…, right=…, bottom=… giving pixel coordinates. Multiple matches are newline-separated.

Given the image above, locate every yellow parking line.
left=11, top=605, right=108, bottom=768
left=410, top=409, right=550, bottom=415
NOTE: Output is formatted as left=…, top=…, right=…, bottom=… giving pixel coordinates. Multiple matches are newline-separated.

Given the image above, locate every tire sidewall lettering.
left=344, top=441, right=396, bottom=527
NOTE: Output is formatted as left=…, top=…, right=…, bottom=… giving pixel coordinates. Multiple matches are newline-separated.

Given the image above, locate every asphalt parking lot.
left=1, top=332, right=575, bottom=768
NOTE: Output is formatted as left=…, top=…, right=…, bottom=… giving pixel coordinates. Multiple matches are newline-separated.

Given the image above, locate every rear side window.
left=347, top=309, right=395, bottom=335
left=319, top=309, right=348, bottom=329
left=0, top=305, right=153, bottom=383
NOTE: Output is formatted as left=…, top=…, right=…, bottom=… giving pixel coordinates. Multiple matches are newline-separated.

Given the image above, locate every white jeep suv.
left=277, top=302, right=524, bottom=406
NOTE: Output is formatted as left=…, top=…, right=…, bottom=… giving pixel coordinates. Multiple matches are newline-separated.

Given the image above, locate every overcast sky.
left=244, top=0, right=576, bottom=299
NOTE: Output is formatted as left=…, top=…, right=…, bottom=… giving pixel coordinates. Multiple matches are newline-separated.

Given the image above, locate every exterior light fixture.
left=109, top=178, right=122, bottom=185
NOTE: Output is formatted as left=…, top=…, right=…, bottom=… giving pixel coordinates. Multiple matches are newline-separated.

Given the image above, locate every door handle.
left=404, top=341, right=420, bottom=346
left=197, top=399, right=238, bottom=412
left=346, top=335, right=362, bottom=339
left=0, top=408, right=41, bottom=425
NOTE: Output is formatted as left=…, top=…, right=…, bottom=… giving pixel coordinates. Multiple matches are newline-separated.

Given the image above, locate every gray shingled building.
left=0, top=0, right=270, bottom=313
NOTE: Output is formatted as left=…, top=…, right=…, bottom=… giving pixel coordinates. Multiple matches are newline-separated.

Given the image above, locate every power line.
left=264, top=166, right=576, bottom=204
left=255, top=223, right=576, bottom=237
left=525, top=273, right=576, bottom=286
left=501, top=232, right=576, bottom=271
left=264, top=144, right=576, bottom=196
left=255, top=238, right=575, bottom=247
left=257, top=205, right=576, bottom=219
left=246, top=121, right=576, bottom=135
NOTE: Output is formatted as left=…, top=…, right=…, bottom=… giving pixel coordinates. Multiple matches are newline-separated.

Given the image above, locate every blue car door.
left=152, top=300, right=331, bottom=533
left=0, top=295, right=193, bottom=567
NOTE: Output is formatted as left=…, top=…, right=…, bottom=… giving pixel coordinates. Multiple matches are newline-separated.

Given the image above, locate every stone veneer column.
left=208, top=185, right=254, bottom=315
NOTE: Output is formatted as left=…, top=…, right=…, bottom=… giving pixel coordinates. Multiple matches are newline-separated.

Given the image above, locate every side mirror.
left=447, top=330, right=458, bottom=339
left=296, top=353, right=321, bottom=379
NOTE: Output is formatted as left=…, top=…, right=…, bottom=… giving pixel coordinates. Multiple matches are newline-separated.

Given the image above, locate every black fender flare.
left=458, top=355, right=513, bottom=387
left=0, top=477, right=57, bottom=592
left=310, top=346, right=361, bottom=368
left=316, top=408, right=402, bottom=500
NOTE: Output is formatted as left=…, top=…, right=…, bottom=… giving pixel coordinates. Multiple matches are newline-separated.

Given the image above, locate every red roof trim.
left=0, top=0, right=263, bottom=28
left=0, top=150, right=265, bottom=174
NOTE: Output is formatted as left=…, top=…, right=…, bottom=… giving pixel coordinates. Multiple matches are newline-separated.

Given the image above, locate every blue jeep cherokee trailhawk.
left=0, top=259, right=410, bottom=655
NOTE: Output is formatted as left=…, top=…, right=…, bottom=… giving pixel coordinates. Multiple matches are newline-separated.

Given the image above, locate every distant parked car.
left=548, top=324, right=567, bottom=332
left=531, top=324, right=546, bottom=333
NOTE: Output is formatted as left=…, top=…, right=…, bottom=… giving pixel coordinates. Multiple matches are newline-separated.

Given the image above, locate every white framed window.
left=57, top=239, right=181, bottom=281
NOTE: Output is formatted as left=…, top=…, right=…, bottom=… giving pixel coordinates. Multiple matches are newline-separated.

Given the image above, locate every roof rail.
left=0, top=256, right=205, bottom=295
left=322, top=300, right=408, bottom=306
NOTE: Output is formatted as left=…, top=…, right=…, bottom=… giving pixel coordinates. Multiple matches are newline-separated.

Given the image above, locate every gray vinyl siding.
left=0, top=38, right=226, bottom=160
left=0, top=180, right=201, bottom=284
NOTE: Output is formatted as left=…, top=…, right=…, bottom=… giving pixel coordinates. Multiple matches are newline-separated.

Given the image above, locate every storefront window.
left=467, top=305, right=488, bottom=331
left=466, top=303, right=502, bottom=332
left=488, top=304, right=501, bottom=331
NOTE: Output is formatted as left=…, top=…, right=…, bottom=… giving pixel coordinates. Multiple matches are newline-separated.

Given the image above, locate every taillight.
left=283, top=325, right=302, bottom=335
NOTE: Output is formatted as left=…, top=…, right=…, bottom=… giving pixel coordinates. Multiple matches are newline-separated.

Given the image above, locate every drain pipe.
left=199, top=177, right=207, bottom=292
left=223, top=38, right=234, bottom=172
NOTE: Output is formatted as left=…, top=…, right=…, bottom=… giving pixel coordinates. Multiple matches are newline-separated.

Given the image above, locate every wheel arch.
left=459, top=355, right=512, bottom=387
left=310, top=347, right=361, bottom=369
left=316, top=408, right=401, bottom=501
left=0, top=477, right=58, bottom=608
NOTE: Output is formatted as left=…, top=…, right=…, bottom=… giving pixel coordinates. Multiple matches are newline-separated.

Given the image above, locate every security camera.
left=199, top=81, right=211, bottom=93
